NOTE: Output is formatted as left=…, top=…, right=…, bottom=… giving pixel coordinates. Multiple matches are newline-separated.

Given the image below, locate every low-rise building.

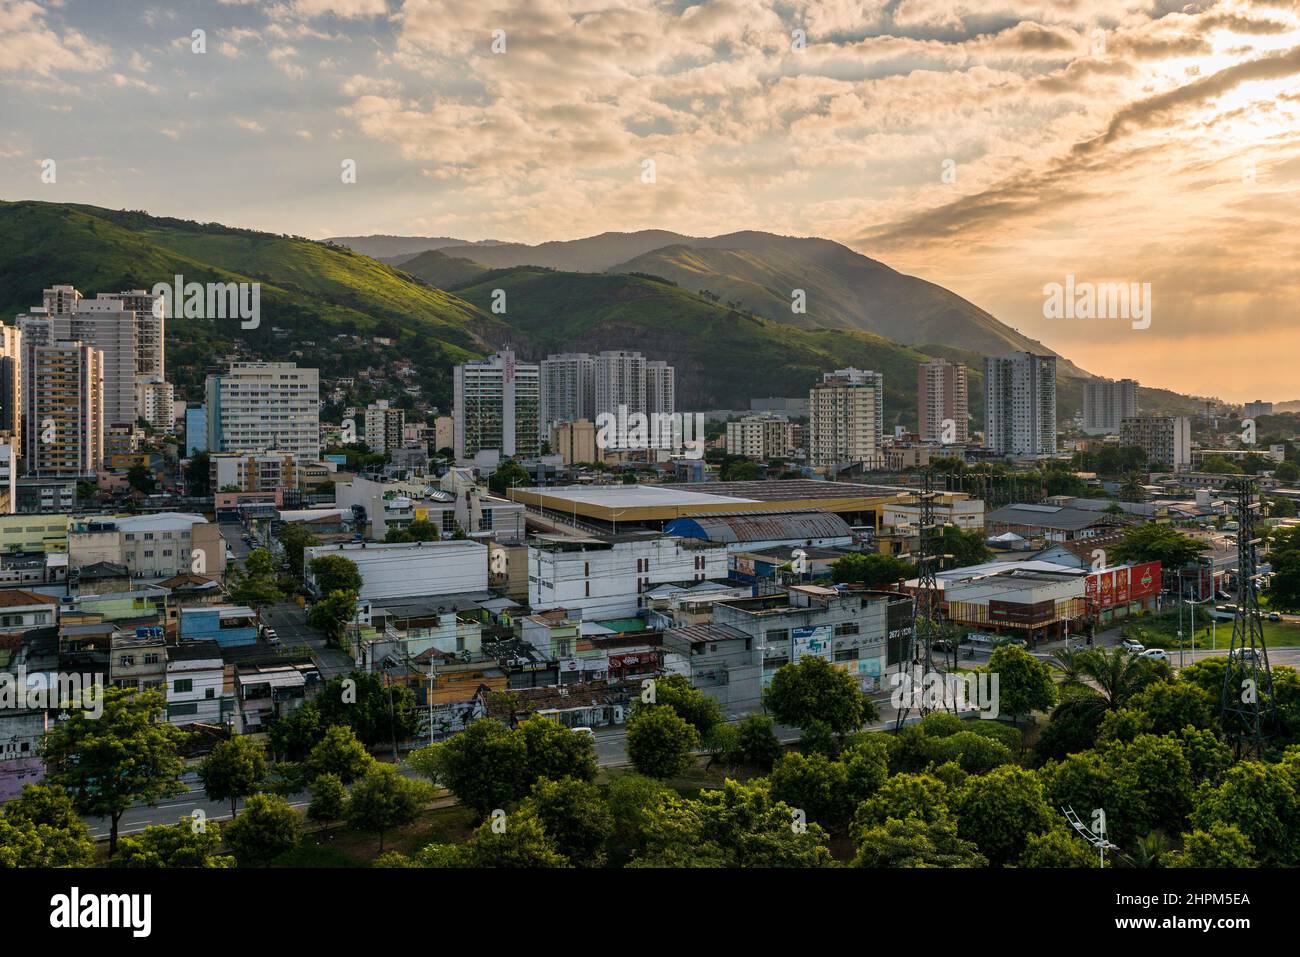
left=180, top=606, right=259, bottom=648
left=165, top=640, right=231, bottom=726
left=304, top=539, right=489, bottom=601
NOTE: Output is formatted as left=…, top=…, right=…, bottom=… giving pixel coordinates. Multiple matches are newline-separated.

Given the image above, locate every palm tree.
left=1049, top=647, right=1088, bottom=686
left=1125, top=831, right=1169, bottom=868
left=1073, top=647, right=1162, bottom=710
left=1119, top=471, right=1147, bottom=503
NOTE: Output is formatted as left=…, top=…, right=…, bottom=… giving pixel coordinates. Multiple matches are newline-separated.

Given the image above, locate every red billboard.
left=1087, top=561, right=1160, bottom=608
left=1129, top=561, right=1161, bottom=599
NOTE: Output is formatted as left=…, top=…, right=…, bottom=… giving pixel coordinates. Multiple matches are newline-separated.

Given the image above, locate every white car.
left=1140, top=648, right=1168, bottom=661
left=571, top=726, right=596, bottom=740
left=1121, top=638, right=1145, bottom=653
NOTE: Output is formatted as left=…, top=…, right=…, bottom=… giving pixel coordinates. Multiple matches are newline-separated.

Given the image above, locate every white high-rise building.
left=453, top=349, right=540, bottom=462
left=594, top=351, right=647, bottom=450
left=539, top=352, right=596, bottom=438
left=1082, top=378, right=1139, bottom=435
left=808, top=369, right=883, bottom=470
left=726, top=412, right=795, bottom=459
left=70, top=298, right=137, bottom=428
left=204, top=361, right=320, bottom=459
left=0, top=322, right=21, bottom=451
left=984, top=352, right=1057, bottom=456
left=646, top=360, right=675, bottom=416
left=1121, top=415, right=1191, bottom=470
left=97, top=290, right=165, bottom=380
left=136, top=377, right=175, bottom=432
left=364, top=400, right=405, bottom=455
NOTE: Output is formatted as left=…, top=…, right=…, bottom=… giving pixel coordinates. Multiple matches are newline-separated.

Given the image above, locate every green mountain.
left=0, top=201, right=497, bottom=405
left=445, top=266, right=986, bottom=423
left=397, top=249, right=490, bottom=288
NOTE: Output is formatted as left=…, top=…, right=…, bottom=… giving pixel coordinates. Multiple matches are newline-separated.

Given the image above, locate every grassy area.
left=271, top=802, right=479, bottom=867
left=1122, top=612, right=1300, bottom=649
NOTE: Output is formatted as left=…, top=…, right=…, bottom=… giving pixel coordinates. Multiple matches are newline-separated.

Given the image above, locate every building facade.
left=1082, top=377, right=1139, bottom=435
left=205, top=361, right=320, bottom=460
left=808, top=368, right=883, bottom=470
left=917, top=359, right=969, bottom=444
left=984, top=352, right=1057, bottom=456
left=453, top=350, right=540, bottom=461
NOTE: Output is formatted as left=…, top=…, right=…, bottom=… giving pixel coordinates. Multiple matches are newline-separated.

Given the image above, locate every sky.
left=2, top=0, right=1299, bottom=402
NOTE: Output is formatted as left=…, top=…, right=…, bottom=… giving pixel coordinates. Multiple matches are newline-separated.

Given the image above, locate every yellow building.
left=0, top=513, right=71, bottom=553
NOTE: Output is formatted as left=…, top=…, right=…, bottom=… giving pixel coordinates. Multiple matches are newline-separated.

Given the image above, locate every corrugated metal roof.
left=672, top=510, right=852, bottom=543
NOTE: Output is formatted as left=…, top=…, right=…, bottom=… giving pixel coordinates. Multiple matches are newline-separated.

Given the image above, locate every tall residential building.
left=808, top=369, right=883, bottom=470
left=1121, top=415, right=1191, bottom=470
left=1082, top=377, right=1139, bottom=435
left=136, top=377, right=175, bottom=432
left=1243, top=400, right=1274, bottom=419
left=24, top=340, right=104, bottom=478
left=539, top=353, right=596, bottom=437
left=453, top=349, right=540, bottom=461
left=984, top=353, right=1057, bottom=456
left=594, top=349, right=647, bottom=432
left=726, top=413, right=796, bottom=460
left=645, top=360, right=676, bottom=415
left=0, top=322, right=21, bottom=451
left=204, top=362, right=320, bottom=459
left=364, top=400, right=405, bottom=455
left=550, top=419, right=600, bottom=465
left=97, top=289, right=164, bottom=380
left=916, top=359, right=968, bottom=444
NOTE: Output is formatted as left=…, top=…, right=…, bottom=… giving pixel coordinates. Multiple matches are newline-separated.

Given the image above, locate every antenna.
left=1062, top=805, right=1117, bottom=869
left=895, top=467, right=955, bottom=728
left=1220, top=477, right=1277, bottom=759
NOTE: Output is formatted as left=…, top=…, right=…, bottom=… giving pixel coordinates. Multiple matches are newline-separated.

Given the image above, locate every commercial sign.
left=792, top=625, right=833, bottom=662
left=1087, top=561, right=1161, bottom=608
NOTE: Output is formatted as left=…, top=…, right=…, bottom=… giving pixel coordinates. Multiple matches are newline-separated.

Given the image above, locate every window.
left=173, top=678, right=193, bottom=693
left=834, top=621, right=860, bottom=637
left=120, top=655, right=135, bottom=667
left=765, top=628, right=789, bottom=643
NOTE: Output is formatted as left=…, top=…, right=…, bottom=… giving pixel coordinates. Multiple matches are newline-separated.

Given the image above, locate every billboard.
left=792, top=625, right=833, bottom=662
left=1129, top=561, right=1161, bottom=599
left=1087, top=561, right=1161, bottom=608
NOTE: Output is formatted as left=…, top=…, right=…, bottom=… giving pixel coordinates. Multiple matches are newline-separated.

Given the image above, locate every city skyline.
left=3, top=0, right=1298, bottom=403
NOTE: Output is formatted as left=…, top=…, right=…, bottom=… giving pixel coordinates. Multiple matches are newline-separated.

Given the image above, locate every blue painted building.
left=181, top=605, right=259, bottom=648
left=185, top=406, right=208, bottom=456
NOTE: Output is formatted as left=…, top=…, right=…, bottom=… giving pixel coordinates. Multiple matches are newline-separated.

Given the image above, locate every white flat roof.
left=519, top=484, right=760, bottom=508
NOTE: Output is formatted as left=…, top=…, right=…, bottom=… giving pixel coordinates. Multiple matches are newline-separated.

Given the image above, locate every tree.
left=41, top=687, right=187, bottom=857
left=928, top=731, right=1015, bottom=775
left=309, top=588, right=359, bottom=643
left=307, top=773, right=347, bottom=821
left=938, top=525, right=993, bottom=569
left=831, top=552, right=917, bottom=588
left=197, top=736, right=267, bottom=819
left=1019, top=827, right=1097, bottom=867
left=854, top=773, right=953, bottom=829
left=488, top=460, right=531, bottom=496
left=853, top=815, right=986, bottom=868
left=185, top=451, right=210, bottom=496
left=953, top=766, right=1054, bottom=866
left=636, top=779, right=833, bottom=868
left=1275, top=461, right=1300, bottom=483
left=410, top=718, right=528, bottom=819
left=114, top=820, right=235, bottom=868
left=1034, top=690, right=1107, bottom=764
left=222, top=793, right=301, bottom=866
left=306, top=724, right=374, bottom=784
left=1071, top=646, right=1167, bottom=711
left=278, top=523, right=320, bottom=579
left=1110, top=523, right=1206, bottom=569
left=126, top=464, right=157, bottom=495
left=636, top=674, right=724, bottom=737
left=309, top=554, right=363, bottom=595
left=626, top=706, right=700, bottom=779
left=1266, top=527, right=1300, bottom=612
left=228, top=548, right=283, bottom=607
left=1127, top=679, right=1215, bottom=735
left=1168, top=823, right=1256, bottom=868
left=705, top=723, right=744, bottom=772
left=719, top=458, right=761, bottom=482
left=987, top=645, right=1056, bottom=724
left=764, top=655, right=870, bottom=735
left=519, top=777, right=614, bottom=867
left=0, top=785, right=94, bottom=867
left=1105, top=734, right=1196, bottom=845
left=768, top=751, right=853, bottom=829
left=519, top=716, right=598, bottom=784
left=311, top=673, right=421, bottom=749
left=1191, top=759, right=1300, bottom=866
left=344, top=763, right=430, bottom=852
left=737, top=714, right=783, bottom=770
left=425, top=808, right=569, bottom=868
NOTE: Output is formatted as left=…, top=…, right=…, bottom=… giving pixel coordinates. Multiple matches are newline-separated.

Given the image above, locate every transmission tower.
left=895, top=468, right=954, bottom=728
left=1220, top=477, right=1277, bottom=759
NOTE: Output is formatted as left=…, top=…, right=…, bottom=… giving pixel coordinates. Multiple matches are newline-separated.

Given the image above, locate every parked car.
left=1229, top=647, right=1260, bottom=661
left=571, top=726, right=596, bottom=741
left=264, top=627, right=279, bottom=645
left=1121, top=638, right=1145, bottom=652
left=1140, top=648, right=1168, bottom=661
left=1269, top=612, right=1283, bottom=622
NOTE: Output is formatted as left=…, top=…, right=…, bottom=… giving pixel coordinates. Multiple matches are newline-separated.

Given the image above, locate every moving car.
left=1269, top=612, right=1283, bottom=622
left=1140, top=648, right=1168, bottom=661
left=1121, top=638, right=1145, bottom=652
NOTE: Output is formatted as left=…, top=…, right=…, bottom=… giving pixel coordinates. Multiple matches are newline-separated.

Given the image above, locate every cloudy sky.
left=2, top=0, right=1299, bottom=401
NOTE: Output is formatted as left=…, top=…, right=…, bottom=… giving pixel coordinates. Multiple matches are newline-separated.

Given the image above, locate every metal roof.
left=666, top=510, right=853, bottom=544
left=985, top=503, right=1123, bottom=531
